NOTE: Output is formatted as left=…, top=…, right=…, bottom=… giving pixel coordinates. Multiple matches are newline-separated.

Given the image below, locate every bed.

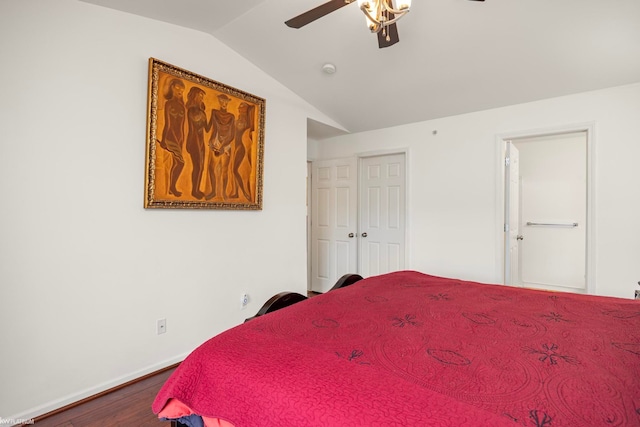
left=153, top=270, right=640, bottom=426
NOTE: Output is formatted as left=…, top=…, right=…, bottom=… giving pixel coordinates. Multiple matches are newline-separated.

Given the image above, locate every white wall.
left=0, top=0, right=336, bottom=420
left=313, top=83, right=640, bottom=299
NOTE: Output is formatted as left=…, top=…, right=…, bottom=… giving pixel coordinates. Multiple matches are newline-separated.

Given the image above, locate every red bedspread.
left=153, top=271, right=640, bottom=426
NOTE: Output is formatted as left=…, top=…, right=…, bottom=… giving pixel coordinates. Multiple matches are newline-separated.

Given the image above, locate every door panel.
left=317, top=188, right=330, bottom=226
left=336, top=241, right=351, bottom=278
left=388, top=186, right=401, bottom=228
left=336, top=187, right=351, bottom=226
left=388, top=243, right=401, bottom=271
left=505, top=142, right=521, bottom=286
left=366, top=242, right=380, bottom=276
left=311, top=158, right=358, bottom=292
left=317, top=239, right=330, bottom=278
left=359, top=154, right=406, bottom=277
left=368, top=187, right=380, bottom=227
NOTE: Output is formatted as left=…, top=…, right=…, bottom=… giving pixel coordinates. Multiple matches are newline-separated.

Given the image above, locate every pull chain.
left=384, top=7, right=390, bottom=41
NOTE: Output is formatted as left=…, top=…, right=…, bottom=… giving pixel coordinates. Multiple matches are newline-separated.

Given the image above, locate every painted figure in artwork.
left=185, top=87, right=212, bottom=199
left=206, top=94, right=236, bottom=200
left=157, top=78, right=186, bottom=197
left=230, top=102, right=255, bottom=200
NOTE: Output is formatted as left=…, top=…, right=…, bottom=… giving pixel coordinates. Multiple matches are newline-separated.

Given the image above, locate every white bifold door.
left=310, top=154, right=406, bottom=293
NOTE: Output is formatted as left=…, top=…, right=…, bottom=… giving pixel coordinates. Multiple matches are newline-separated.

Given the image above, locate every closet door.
left=310, top=158, right=358, bottom=293
left=359, top=153, right=406, bottom=276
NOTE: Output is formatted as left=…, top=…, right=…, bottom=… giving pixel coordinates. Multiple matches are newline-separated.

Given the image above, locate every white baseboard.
left=5, top=353, right=188, bottom=425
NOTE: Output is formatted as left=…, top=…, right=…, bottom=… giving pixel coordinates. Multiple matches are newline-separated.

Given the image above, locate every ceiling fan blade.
left=378, top=22, right=399, bottom=48
left=285, top=0, right=355, bottom=29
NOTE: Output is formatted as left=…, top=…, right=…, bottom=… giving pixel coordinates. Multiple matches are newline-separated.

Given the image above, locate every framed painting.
left=144, top=58, right=265, bottom=209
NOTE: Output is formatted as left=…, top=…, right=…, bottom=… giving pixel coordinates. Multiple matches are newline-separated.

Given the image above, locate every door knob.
left=516, top=235, right=524, bottom=241
left=348, top=233, right=355, bottom=238
left=361, top=232, right=368, bottom=238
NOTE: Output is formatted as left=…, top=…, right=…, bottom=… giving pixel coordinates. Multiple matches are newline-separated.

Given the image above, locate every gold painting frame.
left=144, top=58, right=265, bottom=209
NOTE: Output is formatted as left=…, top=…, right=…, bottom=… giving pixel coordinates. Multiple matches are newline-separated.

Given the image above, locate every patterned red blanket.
left=153, top=271, right=640, bottom=426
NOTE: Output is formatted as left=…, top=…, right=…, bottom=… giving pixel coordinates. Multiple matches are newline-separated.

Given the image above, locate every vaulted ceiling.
left=81, top=0, right=640, bottom=139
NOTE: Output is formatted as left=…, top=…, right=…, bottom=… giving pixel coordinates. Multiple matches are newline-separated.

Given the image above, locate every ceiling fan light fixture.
left=357, top=0, right=411, bottom=33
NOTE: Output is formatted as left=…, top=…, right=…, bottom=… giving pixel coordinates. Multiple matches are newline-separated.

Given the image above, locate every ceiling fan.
left=285, top=0, right=485, bottom=49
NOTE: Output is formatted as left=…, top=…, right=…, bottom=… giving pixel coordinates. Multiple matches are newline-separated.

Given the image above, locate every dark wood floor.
left=31, top=367, right=176, bottom=427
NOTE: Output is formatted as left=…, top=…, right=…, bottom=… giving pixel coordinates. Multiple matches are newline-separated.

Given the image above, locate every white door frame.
left=494, top=123, right=596, bottom=294
left=306, top=160, right=312, bottom=291
left=504, top=142, right=521, bottom=287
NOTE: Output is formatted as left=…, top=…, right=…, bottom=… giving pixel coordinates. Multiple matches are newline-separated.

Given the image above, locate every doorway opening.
left=497, top=124, right=595, bottom=294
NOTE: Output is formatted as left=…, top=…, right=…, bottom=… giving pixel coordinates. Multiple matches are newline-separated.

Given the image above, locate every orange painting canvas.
left=144, top=58, right=265, bottom=209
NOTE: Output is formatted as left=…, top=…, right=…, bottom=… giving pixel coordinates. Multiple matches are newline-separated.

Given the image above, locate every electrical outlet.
left=157, top=318, right=167, bottom=335
left=240, top=293, right=249, bottom=309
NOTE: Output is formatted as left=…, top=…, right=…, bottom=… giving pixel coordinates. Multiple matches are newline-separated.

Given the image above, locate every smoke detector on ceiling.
left=322, top=63, right=337, bottom=74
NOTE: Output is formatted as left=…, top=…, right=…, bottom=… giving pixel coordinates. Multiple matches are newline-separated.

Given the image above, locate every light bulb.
left=395, top=0, right=411, bottom=10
